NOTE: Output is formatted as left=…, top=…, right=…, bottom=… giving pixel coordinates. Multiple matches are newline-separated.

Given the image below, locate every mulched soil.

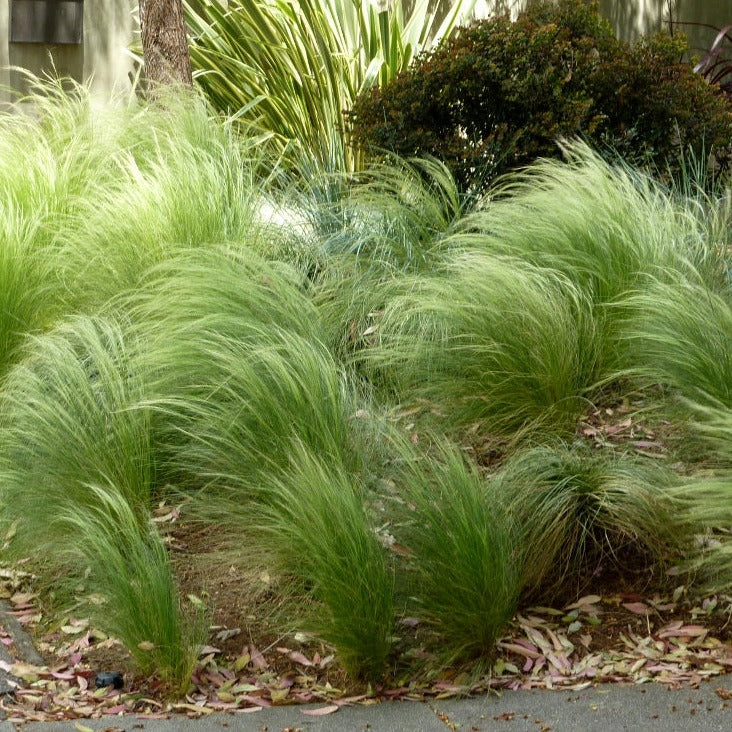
left=0, top=395, right=730, bottom=724
left=1, top=543, right=730, bottom=725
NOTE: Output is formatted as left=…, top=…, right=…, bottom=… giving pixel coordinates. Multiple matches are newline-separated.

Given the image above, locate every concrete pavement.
left=0, top=680, right=729, bottom=730
left=2, top=598, right=731, bottom=729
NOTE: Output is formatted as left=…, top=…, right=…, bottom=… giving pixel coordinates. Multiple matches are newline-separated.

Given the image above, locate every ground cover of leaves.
left=0, top=396, right=730, bottom=724
left=1, top=559, right=730, bottom=725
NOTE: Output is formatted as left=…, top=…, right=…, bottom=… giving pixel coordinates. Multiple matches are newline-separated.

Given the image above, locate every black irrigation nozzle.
left=94, top=671, right=124, bottom=690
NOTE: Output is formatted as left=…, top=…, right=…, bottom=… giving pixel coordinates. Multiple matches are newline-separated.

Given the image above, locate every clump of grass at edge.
left=0, top=315, right=201, bottom=690
left=251, top=444, right=394, bottom=680
left=494, top=444, right=690, bottom=601
left=390, top=438, right=520, bottom=663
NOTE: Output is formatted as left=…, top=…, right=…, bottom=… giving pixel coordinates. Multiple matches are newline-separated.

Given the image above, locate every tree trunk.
left=139, top=0, right=193, bottom=88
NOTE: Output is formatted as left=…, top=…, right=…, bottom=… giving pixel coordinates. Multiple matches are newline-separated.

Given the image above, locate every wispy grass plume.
left=364, top=253, right=600, bottom=438
left=0, top=207, right=59, bottom=382
left=57, top=484, right=203, bottom=692
left=312, top=157, right=467, bottom=362
left=0, top=76, right=279, bottom=380
left=57, top=92, right=267, bottom=312
left=121, top=245, right=375, bottom=510
left=672, top=477, right=732, bottom=594
left=451, top=141, right=722, bottom=376
left=455, top=141, right=712, bottom=300
left=319, top=156, right=465, bottom=269
left=253, top=445, right=394, bottom=680
left=0, top=316, right=199, bottom=687
left=494, top=445, right=688, bottom=600
left=0, top=316, right=155, bottom=520
left=392, top=440, right=519, bottom=661
left=620, top=277, right=731, bottom=409
left=167, top=330, right=370, bottom=508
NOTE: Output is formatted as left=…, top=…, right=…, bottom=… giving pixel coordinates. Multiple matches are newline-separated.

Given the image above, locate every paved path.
left=0, top=681, right=729, bottom=731
left=2, top=601, right=730, bottom=729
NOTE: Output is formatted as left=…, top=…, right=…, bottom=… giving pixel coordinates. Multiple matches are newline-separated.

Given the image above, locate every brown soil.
left=4, top=386, right=730, bottom=722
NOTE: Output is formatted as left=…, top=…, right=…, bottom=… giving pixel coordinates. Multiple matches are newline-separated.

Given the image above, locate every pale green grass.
left=252, top=445, right=394, bottom=680
left=0, top=207, right=59, bottom=382
left=391, top=440, right=519, bottom=661
left=319, top=157, right=465, bottom=269
left=119, top=246, right=391, bottom=675
left=311, top=157, right=468, bottom=364
left=164, top=330, right=370, bottom=505
left=1, top=79, right=729, bottom=685
left=450, top=142, right=723, bottom=376
left=117, top=244, right=375, bottom=509
left=455, top=142, right=714, bottom=299
left=362, top=253, right=600, bottom=438
left=126, top=245, right=319, bottom=356
left=620, top=277, right=731, bottom=409
left=56, top=93, right=268, bottom=312
left=0, top=77, right=122, bottom=379
left=0, top=76, right=279, bottom=383
left=57, top=484, right=203, bottom=692
left=494, top=445, right=688, bottom=599
left=687, top=402, right=732, bottom=466
left=672, top=477, right=732, bottom=594
left=0, top=316, right=155, bottom=518
left=0, top=316, right=199, bottom=687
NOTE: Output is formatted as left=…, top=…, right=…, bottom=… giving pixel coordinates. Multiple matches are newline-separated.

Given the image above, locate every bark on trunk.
left=139, top=0, right=193, bottom=88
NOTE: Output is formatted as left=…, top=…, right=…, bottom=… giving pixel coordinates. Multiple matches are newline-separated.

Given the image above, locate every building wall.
left=1, top=0, right=137, bottom=101
left=599, top=0, right=732, bottom=51
left=1, top=1, right=732, bottom=103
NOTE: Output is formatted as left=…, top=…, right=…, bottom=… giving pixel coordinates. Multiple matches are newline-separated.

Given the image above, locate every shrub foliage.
left=348, top=0, right=732, bottom=192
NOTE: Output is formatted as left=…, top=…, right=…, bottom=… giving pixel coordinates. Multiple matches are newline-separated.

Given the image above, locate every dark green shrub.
left=348, top=0, right=732, bottom=193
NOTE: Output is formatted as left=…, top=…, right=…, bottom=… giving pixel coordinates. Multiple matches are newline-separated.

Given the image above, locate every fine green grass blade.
left=0, top=315, right=200, bottom=687
left=391, top=439, right=519, bottom=662
left=494, top=445, right=689, bottom=600
left=363, top=253, right=601, bottom=439
left=252, top=445, right=394, bottom=680
left=620, top=277, right=732, bottom=409
left=56, top=484, right=203, bottom=692
left=671, top=477, right=732, bottom=594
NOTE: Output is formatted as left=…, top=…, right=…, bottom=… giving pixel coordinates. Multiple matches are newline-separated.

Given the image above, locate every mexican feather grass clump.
left=0, top=74, right=271, bottom=381
left=620, top=277, right=731, bottom=410
left=1, top=76, right=731, bottom=693
left=453, top=141, right=716, bottom=301
left=125, top=245, right=368, bottom=493
left=0, top=209, right=57, bottom=382
left=311, top=156, right=470, bottom=362
left=57, top=485, right=203, bottom=691
left=251, top=445, right=394, bottom=680
left=390, top=439, right=519, bottom=662
left=494, top=445, right=689, bottom=600
left=364, top=253, right=600, bottom=438
left=56, top=91, right=268, bottom=312
left=450, top=142, right=724, bottom=377
left=672, top=477, right=732, bottom=594
left=0, top=316, right=200, bottom=690
left=619, top=272, right=732, bottom=593
left=119, top=245, right=394, bottom=677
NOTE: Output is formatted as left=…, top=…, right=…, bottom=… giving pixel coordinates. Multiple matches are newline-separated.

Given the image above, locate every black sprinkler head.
left=94, top=671, right=124, bottom=690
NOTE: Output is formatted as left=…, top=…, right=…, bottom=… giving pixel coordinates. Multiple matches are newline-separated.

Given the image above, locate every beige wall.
left=1, top=1, right=138, bottom=101
left=2, top=1, right=732, bottom=103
